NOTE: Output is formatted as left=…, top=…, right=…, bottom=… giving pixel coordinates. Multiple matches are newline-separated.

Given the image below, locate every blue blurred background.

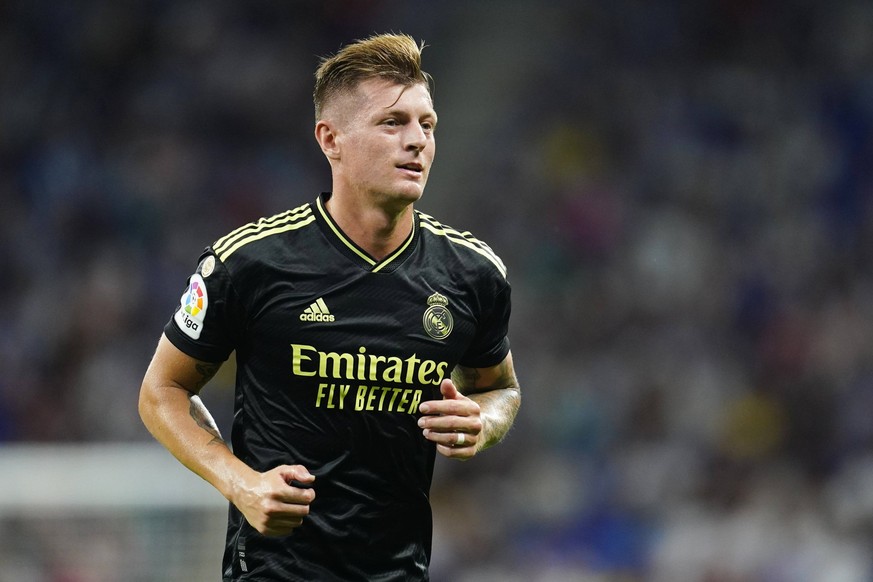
left=3, top=0, right=873, bottom=580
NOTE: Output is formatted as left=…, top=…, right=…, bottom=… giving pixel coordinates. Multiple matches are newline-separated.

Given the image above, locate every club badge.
left=423, top=292, right=453, bottom=340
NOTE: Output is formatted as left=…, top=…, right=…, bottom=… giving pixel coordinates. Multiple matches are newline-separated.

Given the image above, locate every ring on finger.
left=456, top=432, right=466, bottom=446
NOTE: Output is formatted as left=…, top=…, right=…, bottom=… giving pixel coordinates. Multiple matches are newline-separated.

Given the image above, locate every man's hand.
left=418, top=379, right=484, bottom=460
left=232, top=465, right=316, bottom=536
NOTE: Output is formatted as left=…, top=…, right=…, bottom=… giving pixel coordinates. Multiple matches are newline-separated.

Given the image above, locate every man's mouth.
left=397, top=162, right=423, bottom=173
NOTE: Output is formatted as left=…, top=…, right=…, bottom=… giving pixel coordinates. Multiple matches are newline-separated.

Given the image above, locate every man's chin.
left=390, top=185, right=425, bottom=204
left=366, top=181, right=426, bottom=209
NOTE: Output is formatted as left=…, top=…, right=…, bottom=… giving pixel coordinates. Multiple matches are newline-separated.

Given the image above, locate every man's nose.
left=404, top=125, right=427, bottom=151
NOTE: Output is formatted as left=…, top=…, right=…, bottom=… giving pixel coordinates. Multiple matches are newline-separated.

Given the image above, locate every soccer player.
left=139, top=33, right=521, bottom=581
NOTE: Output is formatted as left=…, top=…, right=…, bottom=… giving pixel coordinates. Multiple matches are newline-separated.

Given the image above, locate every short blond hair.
left=313, top=33, right=431, bottom=120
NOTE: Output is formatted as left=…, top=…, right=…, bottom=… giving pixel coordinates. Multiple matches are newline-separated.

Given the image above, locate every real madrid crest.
left=423, top=292, right=453, bottom=340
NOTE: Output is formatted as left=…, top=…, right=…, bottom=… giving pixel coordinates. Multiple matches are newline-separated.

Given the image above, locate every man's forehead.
left=321, top=79, right=434, bottom=124
left=355, top=78, right=433, bottom=109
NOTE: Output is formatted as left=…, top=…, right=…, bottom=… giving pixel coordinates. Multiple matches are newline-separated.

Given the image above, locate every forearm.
left=141, top=373, right=319, bottom=537
left=452, top=352, right=521, bottom=451
left=468, top=386, right=521, bottom=450
left=139, top=337, right=257, bottom=502
left=139, top=382, right=253, bottom=500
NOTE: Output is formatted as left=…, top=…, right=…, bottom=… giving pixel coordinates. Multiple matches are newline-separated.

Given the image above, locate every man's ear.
left=314, top=120, right=341, bottom=160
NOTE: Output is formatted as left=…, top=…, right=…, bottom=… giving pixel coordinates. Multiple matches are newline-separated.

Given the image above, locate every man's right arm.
left=138, top=334, right=315, bottom=536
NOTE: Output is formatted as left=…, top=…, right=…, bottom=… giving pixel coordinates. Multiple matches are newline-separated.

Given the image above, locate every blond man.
left=140, top=33, right=520, bottom=581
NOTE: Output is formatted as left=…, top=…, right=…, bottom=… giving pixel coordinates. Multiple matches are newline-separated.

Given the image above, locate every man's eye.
left=383, top=119, right=398, bottom=127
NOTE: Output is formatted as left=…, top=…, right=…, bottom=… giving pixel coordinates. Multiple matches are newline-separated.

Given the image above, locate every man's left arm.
left=418, top=351, right=521, bottom=460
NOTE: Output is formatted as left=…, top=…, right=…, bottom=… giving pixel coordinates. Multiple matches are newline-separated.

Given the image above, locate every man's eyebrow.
left=379, top=107, right=437, bottom=120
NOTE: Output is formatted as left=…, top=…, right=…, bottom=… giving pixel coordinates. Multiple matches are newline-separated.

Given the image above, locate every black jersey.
left=164, top=193, right=511, bottom=581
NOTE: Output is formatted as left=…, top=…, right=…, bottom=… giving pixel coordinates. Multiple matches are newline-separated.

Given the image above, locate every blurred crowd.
left=3, top=0, right=873, bottom=580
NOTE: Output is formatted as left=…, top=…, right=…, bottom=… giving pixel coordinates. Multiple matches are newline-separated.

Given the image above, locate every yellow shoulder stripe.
left=214, top=205, right=315, bottom=262
left=213, top=203, right=311, bottom=254
left=418, top=213, right=498, bottom=251
left=418, top=213, right=507, bottom=278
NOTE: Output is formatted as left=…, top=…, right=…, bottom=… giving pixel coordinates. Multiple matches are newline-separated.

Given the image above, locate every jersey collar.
left=313, top=193, right=419, bottom=273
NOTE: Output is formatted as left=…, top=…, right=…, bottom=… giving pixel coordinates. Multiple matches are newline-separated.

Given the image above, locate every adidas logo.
left=300, top=298, right=335, bottom=322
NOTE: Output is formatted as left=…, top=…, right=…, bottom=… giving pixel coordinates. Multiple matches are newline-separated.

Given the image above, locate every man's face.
left=330, top=78, right=437, bottom=206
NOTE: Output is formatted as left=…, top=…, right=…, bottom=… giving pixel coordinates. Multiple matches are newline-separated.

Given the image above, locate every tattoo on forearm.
left=453, top=360, right=517, bottom=392
left=451, top=366, right=481, bottom=390
left=193, top=362, right=221, bottom=391
left=453, top=360, right=521, bottom=451
left=188, top=394, right=227, bottom=448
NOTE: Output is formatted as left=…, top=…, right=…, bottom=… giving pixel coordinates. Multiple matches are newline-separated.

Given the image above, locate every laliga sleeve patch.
left=174, top=274, right=209, bottom=340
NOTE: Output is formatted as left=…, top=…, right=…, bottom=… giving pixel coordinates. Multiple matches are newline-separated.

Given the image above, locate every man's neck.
left=324, top=192, right=414, bottom=261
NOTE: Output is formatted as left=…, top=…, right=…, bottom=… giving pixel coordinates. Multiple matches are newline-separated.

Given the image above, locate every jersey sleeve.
left=163, top=251, right=242, bottom=363
left=459, top=279, right=511, bottom=369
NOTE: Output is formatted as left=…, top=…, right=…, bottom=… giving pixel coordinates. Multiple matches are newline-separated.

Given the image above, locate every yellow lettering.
left=404, top=354, right=420, bottom=384
left=369, top=355, right=386, bottom=381
left=408, top=389, right=422, bottom=415
left=389, top=387, right=402, bottom=409
left=316, top=383, right=328, bottom=407
left=417, top=360, right=437, bottom=385
left=357, top=347, right=367, bottom=380
left=434, top=362, right=449, bottom=384
left=292, top=344, right=317, bottom=377
left=397, top=389, right=412, bottom=413
left=366, top=386, right=378, bottom=411
left=339, top=384, right=350, bottom=409
left=296, top=344, right=449, bottom=387
left=383, top=357, right=403, bottom=383
left=320, top=385, right=423, bottom=415
left=378, top=386, right=391, bottom=410
left=320, top=351, right=355, bottom=379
